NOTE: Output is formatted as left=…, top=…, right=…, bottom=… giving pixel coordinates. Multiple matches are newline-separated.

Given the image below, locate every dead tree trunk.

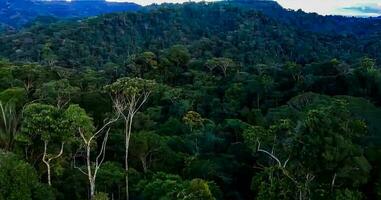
left=74, top=114, right=118, bottom=200
left=42, top=141, right=64, bottom=186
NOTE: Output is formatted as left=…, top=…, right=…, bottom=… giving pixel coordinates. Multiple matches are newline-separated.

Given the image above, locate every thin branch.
left=94, top=128, right=110, bottom=177
left=73, top=148, right=88, bottom=175
left=133, top=92, right=151, bottom=115
left=331, top=173, right=337, bottom=190
left=283, top=157, right=290, bottom=168
left=79, top=128, right=88, bottom=144
left=42, top=140, right=48, bottom=164
left=0, top=102, right=8, bottom=130
left=89, top=114, right=120, bottom=142
left=48, top=142, right=65, bottom=162
left=257, top=139, right=282, bottom=167
left=73, top=157, right=88, bottom=176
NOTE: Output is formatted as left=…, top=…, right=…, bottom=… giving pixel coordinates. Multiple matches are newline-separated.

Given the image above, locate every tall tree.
left=66, top=104, right=119, bottom=200
left=106, top=77, right=156, bottom=200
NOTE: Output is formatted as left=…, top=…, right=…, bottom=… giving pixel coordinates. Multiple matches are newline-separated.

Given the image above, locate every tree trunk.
left=86, top=145, right=94, bottom=200
left=46, top=162, right=51, bottom=186
left=90, top=180, right=95, bottom=200
left=42, top=141, right=52, bottom=186
left=125, top=115, right=132, bottom=200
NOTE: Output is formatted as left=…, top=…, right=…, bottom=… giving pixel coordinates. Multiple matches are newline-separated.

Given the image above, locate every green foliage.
left=178, top=179, right=216, bottom=200
left=136, top=172, right=219, bottom=200
left=0, top=151, right=54, bottom=200
left=0, top=101, right=19, bottom=149
left=0, top=87, right=26, bottom=106
left=130, top=131, right=168, bottom=172
left=22, top=103, right=69, bottom=141
left=182, top=111, right=204, bottom=130
left=165, top=45, right=190, bottom=69
left=34, top=79, right=80, bottom=108
left=1, top=2, right=381, bottom=200
left=244, top=95, right=371, bottom=198
left=251, top=169, right=294, bottom=200
left=332, top=189, right=363, bottom=200
left=10, top=64, right=46, bottom=93
left=93, top=192, right=109, bottom=200
left=97, top=162, right=125, bottom=193
left=129, top=52, right=158, bottom=77
left=105, top=77, right=156, bottom=96
left=64, top=104, right=94, bottom=138
left=205, top=57, right=236, bottom=77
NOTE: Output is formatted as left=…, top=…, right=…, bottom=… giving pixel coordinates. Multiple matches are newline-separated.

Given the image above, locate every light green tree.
left=22, top=103, right=70, bottom=186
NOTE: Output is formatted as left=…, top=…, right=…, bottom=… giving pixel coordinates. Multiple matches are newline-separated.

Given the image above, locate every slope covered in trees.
left=227, top=0, right=381, bottom=35
left=1, top=2, right=381, bottom=200
left=2, top=3, right=381, bottom=68
left=0, top=0, right=141, bottom=28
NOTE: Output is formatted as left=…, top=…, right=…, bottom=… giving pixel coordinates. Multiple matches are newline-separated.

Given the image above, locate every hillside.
left=222, top=0, right=381, bottom=35
left=1, top=3, right=381, bottom=69
left=2, top=0, right=381, bottom=36
left=0, top=0, right=141, bottom=28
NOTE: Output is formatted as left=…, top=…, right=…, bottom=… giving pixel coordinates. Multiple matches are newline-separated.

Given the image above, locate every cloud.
left=276, top=0, right=381, bottom=16
left=342, top=4, right=381, bottom=16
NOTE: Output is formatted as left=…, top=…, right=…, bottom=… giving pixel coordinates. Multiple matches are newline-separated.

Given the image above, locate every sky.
left=76, top=0, right=381, bottom=16
left=276, top=0, right=381, bottom=16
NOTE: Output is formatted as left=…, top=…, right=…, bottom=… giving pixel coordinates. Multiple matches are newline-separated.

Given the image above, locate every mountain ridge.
left=0, top=0, right=141, bottom=28
left=2, top=2, right=381, bottom=69
left=2, top=0, right=381, bottom=35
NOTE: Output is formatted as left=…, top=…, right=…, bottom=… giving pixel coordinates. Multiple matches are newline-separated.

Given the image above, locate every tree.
left=178, top=179, right=216, bottom=200
left=0, top=62, right=13, bottom=90
left=205, top=57, right=236, bottom=77
left=66, top=104, right=119, bottom=200
left=22, top=103, right=70, bottom=186
left=255, top=74, right=275, bottom=109
left=0, top=151, right=54, bottom=200
left=97, top=162, right=125, bottom=199
left=129, top=52, right=158, bottom=78
left=130, top=131, right=166, bottom=173
left=42, top=42, right=58, bottom=67
left=105, top=77, right=156, bottom=200
left=35, top=79, right=80, bottom=108
left=244, top=97, right=371, bottom=199
left=183, top=111, right=205, bottom=155
left=0, top=87, right=26, bottom=150
left=183, top=111, right=204, bottom=131
left=11, top=64, right=45, bottom=95
left=284, top=62, right=303, bottom=83
left=136, top=172, right=218, bottom=200
left=0, top=102, right=17, bottom=150
left=165, top=45, right=190, bottom=69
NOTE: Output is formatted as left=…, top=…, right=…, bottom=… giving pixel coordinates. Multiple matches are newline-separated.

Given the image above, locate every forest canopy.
left=0, top=1, right=381, bottom=200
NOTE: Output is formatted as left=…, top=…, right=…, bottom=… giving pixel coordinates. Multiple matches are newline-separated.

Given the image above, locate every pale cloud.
left=276, top=0, right=381, bottom=16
